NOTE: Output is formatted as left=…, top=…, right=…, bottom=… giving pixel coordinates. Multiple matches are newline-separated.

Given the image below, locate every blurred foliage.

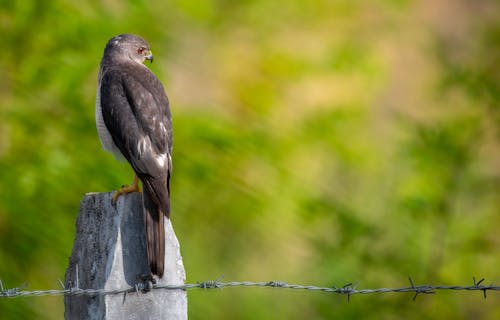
left=1, top=0, right=499, bottom=319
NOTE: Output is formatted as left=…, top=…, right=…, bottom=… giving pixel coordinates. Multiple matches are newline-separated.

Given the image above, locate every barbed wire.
left=1, top=276, right=498, bottom=301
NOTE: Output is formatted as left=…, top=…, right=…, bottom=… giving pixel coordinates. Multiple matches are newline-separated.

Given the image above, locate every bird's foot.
left=136, top=273, right=156, bottom=293
left=112, top=175, right=141, bottom=203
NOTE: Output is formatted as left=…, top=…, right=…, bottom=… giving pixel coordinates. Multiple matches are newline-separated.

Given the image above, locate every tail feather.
left=142, top=185, right=167, bottom=277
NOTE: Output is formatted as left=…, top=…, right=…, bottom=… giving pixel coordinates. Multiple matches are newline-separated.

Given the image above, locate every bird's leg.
left=112, top=174, right=141, bottom=203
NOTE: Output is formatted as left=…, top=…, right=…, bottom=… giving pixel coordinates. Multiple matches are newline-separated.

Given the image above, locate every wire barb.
left=0, top=279, right=21, bottom=298
left=340, top=283, right=356, bottom=303
left=57, top=279, right=65, bottom=290
left=473, top=276, right=488, bottom=299
left=75, top=264, right=79, bottom=290
left=266, top=281, right=288, bottom=287
left=198, top=276, right=224, bottom=289
left=408, top=277, right=435, bottom=301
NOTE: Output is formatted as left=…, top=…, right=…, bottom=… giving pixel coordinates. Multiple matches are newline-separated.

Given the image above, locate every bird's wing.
left=100, top=66, right=172, bottom=214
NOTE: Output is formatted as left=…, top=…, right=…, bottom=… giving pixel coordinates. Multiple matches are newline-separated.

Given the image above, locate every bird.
left=95, top=34, right=172, bottom=278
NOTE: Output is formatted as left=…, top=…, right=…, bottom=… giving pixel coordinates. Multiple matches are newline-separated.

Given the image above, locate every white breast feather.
left=95, top=86, right=125, bottom=161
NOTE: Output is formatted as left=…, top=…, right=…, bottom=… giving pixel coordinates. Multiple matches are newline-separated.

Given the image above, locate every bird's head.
left=104, top=34, right=154, bottom=65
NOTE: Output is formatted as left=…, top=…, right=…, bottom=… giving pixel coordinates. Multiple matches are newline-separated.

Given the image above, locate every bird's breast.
left=95, top=86, right=125, bottom=161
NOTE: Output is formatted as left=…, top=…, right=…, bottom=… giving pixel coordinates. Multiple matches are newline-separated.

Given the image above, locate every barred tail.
left=142, top=188, right=166, bottom=277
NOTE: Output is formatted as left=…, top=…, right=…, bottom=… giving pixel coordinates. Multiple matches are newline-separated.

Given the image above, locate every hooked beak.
left=145, top=50, right=154, bottom=63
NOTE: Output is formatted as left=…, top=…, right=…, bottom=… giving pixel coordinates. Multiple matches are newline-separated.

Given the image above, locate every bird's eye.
left=137, top=47, right=146, bottom=55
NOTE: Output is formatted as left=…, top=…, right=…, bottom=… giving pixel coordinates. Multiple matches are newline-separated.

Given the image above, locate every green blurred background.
left=1, top=0, right=499, bottom=319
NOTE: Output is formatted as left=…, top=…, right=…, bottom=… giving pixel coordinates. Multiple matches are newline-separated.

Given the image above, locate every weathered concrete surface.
left=64, top=192, right=187, bottom=320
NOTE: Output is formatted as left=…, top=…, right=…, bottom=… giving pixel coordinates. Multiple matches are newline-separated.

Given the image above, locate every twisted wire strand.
left=1, top=277, right=498, bottom=300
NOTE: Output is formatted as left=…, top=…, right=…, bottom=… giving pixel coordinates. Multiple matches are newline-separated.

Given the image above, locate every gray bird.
left=95, top=34, right=172, bottom=278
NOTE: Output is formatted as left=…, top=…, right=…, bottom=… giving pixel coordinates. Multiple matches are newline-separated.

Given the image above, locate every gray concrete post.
left=64, top=192, right=187, bottom=320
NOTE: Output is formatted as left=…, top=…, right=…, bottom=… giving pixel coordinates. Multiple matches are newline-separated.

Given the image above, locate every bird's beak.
left=145, top=50, right=154, bottom=63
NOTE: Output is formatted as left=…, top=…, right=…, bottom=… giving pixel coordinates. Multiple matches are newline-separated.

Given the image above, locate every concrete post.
left=64, top=192, right=187, bottom=320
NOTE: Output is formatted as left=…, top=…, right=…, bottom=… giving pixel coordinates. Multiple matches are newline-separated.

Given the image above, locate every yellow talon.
left=112, top=174, right=141, bottom=203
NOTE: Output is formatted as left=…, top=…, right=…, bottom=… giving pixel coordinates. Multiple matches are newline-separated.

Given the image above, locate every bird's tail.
left=142, top=178, right=169, bottom=278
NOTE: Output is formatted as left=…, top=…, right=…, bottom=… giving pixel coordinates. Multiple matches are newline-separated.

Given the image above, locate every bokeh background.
left=1, top=0, right=499, bottom=319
